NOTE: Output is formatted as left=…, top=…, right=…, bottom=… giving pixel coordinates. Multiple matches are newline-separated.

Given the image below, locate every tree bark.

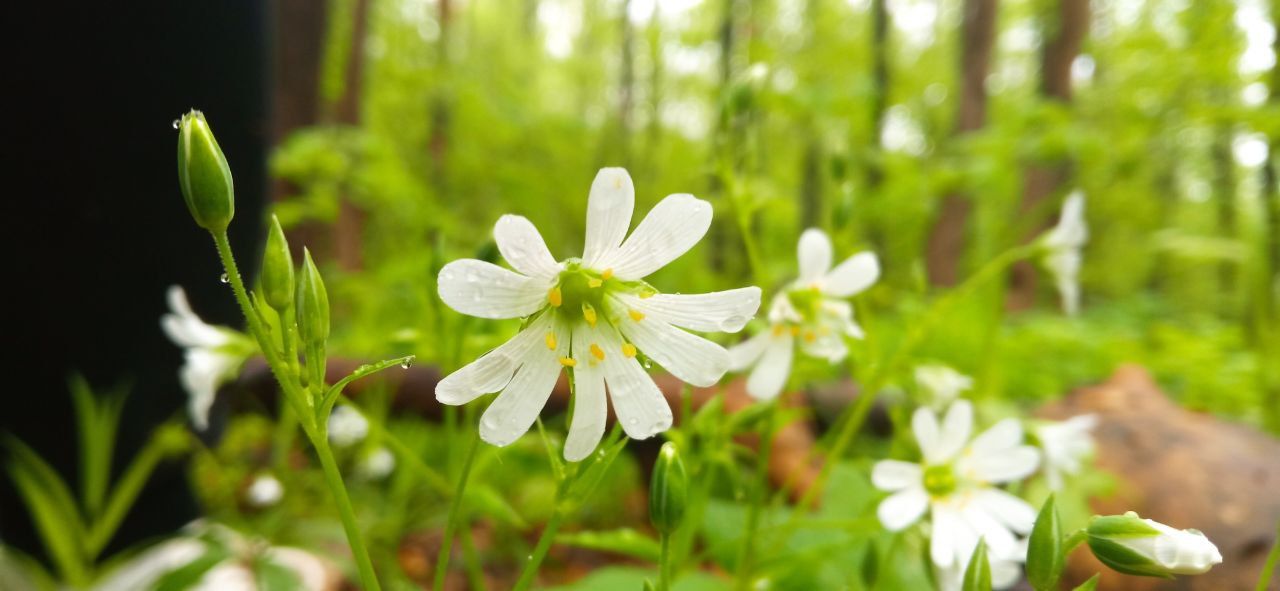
left=327, top=0, right=372, bottom=272
left=925, top=0, right=998, bottom=286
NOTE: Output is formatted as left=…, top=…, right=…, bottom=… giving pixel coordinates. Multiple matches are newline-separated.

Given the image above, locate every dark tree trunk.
left=617, top=0, right=636, bottom=166
left=429, top=0, right=453, bottom=187
left=331, top=0, right=372, bottom=273
left=867, top=0, right=889, bottom=191
left=925, top=0, right=998, bottom=286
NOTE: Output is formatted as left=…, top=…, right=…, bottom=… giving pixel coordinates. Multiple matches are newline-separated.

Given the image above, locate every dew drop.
left=400, top=356, right=415, bottom=369
left=642, top=360, right=653, bottom=369
left=720, top=315, right=747, bottom=331
left=219, top=273, right=229, bottom=284
left=628, top=418, right=639, bottom=426
left=171, top=119, right=180, bottom=129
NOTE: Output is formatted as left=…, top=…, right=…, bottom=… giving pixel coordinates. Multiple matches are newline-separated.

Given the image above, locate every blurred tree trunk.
left=925, top=0, right=997, bottom=286
left=1007, top=0, right=1089, bottom=310
left=1261, top=0, right=1280, bottom=430
left=867, top=0, right=889, bottom=191
left=643, top=4, right=664, bottom=168
left=708, top=0, right=741, bottom=275
left=617, top=0, right=636, bottom=167
left=429, top=0, right=453, bottom=190
left=1212, top=126, right=1237, bottom=295
left=798, top=0, right=826, bottom=230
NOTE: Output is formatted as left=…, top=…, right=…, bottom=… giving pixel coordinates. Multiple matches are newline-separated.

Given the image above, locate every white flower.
left=161, top=286, right=254, bottom=431
left=1040, top=191, right=1088, bottom=316
left=358, top=447, right=396, bottom=480
left=1087, top=512, right=1222, bottom=577
left=245, top=473, right=283, bottom=508
left=727, top=228, right=879, bottom=400
left=327, top=405, right=369, bottom=447
left=436, top=168, right=762, bottom=461
left=872, top=401, right=1041, bottom=571
left=915, top=364, right=973, bottom=409
left=935, top=539, right=1027, bottom=591
left=1034, top=414, right=1096, bottom=490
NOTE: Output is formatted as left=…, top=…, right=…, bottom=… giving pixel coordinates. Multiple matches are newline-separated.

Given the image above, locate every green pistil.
left=786, top=286, right=824, bottom=322
left=922, top=464, right=957, bottom=497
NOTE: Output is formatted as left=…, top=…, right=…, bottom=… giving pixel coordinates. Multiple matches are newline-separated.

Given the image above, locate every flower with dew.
left=435, top=168, right=762, bottom=461
left=245, top=473, right=284, bottom=508
left=727, top=228, right=879, bottom=400
left=1039, top=191, right=1088, bottom=316
left=1086, top=512, right=1222, bottom=577
left=915, top=364, right=973, bottom=409
left=872, top=400, right=1041, bottom=576
left=1033, top=414, right=1096, bottom=491
left=161, top=285, right=255, bottom=431
left=358, top=447, right=396, bottom=480
left=327, top=405, right=370, bottom=448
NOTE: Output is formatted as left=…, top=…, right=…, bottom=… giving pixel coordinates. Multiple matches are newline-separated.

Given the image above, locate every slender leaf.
left=318, top=355, right=415, bottom=417
left=557, top=528, right=661, bottom=562
left=1072, top=574, right=1100, bottom=591
left=6, top=461, right=88, bottom=585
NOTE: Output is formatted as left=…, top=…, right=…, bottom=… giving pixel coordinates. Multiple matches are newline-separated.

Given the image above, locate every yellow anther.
left=590, top=343, right=606, bottom=361
left=583, top=304, right=598, bottom=326
left=628, top=309, right=645, bottom=322
left=621, top=343, right=637, bottom=358
left=772, top=324, right=786, bottom=337
left=588, top=277, right=603, bottom=288
left=548, top=286, right=562, bottom=307
left=803, top=330, right=817, bottom=343
left=559, top=357, right=577, bottom=367
left=545, top=332, right=557, bottom=350
left=601, top=268, right=614, bottom=280
left=639, top=291, right=655, bottom=299
left=790, top=326, right=802, bottom=336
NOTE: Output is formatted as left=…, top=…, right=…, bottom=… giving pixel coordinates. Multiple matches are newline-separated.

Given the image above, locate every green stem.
left=1257, top=520, right=1280, bottom=591
left=735, top=400, right=778, bottom=590
left=433, top=435, right=481, bottom=591
left=86, top=430, right=170, bottom=557
left=658, top=532, right=673, bottom=591
left=211, top=231, right=380, bottom=591
left=1063, top=528, right=1089, bottom=556
left=512, top=506, right=568, bottom=591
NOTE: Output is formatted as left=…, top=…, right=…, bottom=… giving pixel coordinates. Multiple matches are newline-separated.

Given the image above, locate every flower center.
left=785, top=286, right=824, bottom=322
left=922, top=464, right=957, bottom=497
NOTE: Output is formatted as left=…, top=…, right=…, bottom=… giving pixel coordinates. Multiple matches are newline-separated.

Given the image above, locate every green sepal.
left=961, top=539, right=992, bottom=591
left=1027, top=495, right=1064, bottom=591
left=295, top=248, right=330, bottom=346
left=649, top=442, right=688, bottom=535
left=261, top=215, right=295, bottom=311
left=176, top=110, right=234, bottom=232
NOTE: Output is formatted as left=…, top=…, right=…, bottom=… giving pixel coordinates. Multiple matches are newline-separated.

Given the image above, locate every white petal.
left=797, top=228, right=833, bottom=282
left=872, top=460, right=923, bottom=491
left=494, top=215, right=561, bottom=279
left=972, top=489, right=1037, bottom=535
left=438, top=259, right=550, bottom=319
left=931, top=400, right=973, bottom=464
left=436, top=314, right=553, bottom=405
left=819, top=300, right=864, bottom=339
left=877, top=487, right=929, bottom=531
left=931, top=504, right=970, bottom=568
left=990, top=557, right=1023, bottom=590
left=477, top=319, right=568, bottom=447
left=798, top=327, right=848, bottom=362
left=583, top=168, right=635, bottom=266
left=912, top=406, right=941, bottom=462
left=968, top=419, right=1024, bottom=456
left=618, top=287, right=762, bottom=333
left=964, top=446, right=1040, bottom=484
left=961, top=502, right=1019, bottom=559
left=162, top=286, right=229, bottom=349
left=564, top=324, right=607, bottom=462
left=598, top=326, right=673, bottom=440
left=727, top=331, right=771, bottom=371
left=602, top=194, right=713, bottom=280
left=745, top=334, right=793, bottom=400
left=612, top=300, right=729, bottom=387
left=822, top=252, right=880, bottom=297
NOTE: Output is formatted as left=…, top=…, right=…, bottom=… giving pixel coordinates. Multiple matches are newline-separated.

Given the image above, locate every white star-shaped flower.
left=1033, top=414, right=1096, bottom=491
left=727, top=228, right=879, bottom=400
left=327, top=405, right=370, bottom=448
left=872, top=401, right=1041, bottom=573
left=915, top=364, right=974, bottom=409
left=1040, top=191, right=1088, bottom=316
left=436, top=168, right=762, bottom=461
left=161, top=286, right=255, bottom=431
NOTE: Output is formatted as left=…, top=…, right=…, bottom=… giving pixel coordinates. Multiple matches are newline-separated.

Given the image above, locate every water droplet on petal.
left=219, top=273, right=229, bottom=284
left=628, top=418, right=639, bottom=426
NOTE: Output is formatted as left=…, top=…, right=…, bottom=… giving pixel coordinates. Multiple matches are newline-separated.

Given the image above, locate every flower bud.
left=176, top=110, right=235, bottom=232
left=1086, top=512, right=1222, bottom=578
left=649, top=442, right=688, bottom=535
left=261, top=215, right=295, bottom=311
left=295, top=249, right=330, bottom=346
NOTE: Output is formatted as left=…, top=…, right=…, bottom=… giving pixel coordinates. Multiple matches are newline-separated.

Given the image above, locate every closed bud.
left=261, top=215, right=294, bottom=311
left=295, top=249, right=330, bottom=346
left=649, top=442, right=688, bottom=535
left=176, top=110, right=235, bottom=232
left=1086, top=512, right=1222, bottom=578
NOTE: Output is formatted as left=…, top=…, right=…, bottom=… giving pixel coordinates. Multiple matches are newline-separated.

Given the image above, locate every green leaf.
left=4, top=436, right=88, bottom=584
left=469, top=484, right=530, bottom=529
left=556, top=528, right=661, bottom=562
left=961, top=540, right=992, bottom=591
left=88, top=428, right=175, bottom=556
left=318, top=355, right=416, bottom=417
left=1027, top=494, right=1065, bottom=591
left=255, top=557, right=304, bottom=591
left=1071, top=574, right=1100, bottom=591
left=152, top=546, right=229, bottom=591
left=71, top=374, right=125, bottom=519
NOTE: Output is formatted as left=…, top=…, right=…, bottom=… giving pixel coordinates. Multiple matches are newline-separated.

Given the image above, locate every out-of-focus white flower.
left=327, top=405, right=369, bottom=447
left=358, top=447, right=396, bottom=480
left=872, top=401, right=1040, bottom=573
left=245, top=473, right=283, bottom=508
left=727, top=228, right=879, bottom=400
left=161, top=285, right=255, bottom=431
left=436, top=168, right=761, bottom=461
left=935, top=538, right=1027, bottom=591
left=1039, top=191, right=1088, bottom=316
left=915, top=364, right=973, bottom=409
left=1034, top=414, right=1097, bottom=490
left=1087, top=512, right=1222, bottom=577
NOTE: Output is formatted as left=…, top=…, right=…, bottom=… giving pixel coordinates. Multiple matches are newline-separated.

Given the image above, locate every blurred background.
left=2, top=0, right=1278, bottom=587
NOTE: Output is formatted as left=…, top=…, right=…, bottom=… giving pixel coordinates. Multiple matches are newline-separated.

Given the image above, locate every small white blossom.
left=358, top=447, right=396, bottom=480
left=161, top=286, right=254, bottom=431
left=872, top=401, right=1041, bottom=573
left=935, top=539, right=1027, bottom=591
left=245, top=473, right=283, bottom=508
left=915, top=364, right=973, bottom=409
left=1087, top=512, right=1223, bottom=577
left=1034, top=414, right=1096, bottom=490
left=327, top=405, right=370, bottom=447
left=727, top=228, right=879, bottom=400
left=1040, top=191, right=1088, bottom=316
left=436, top=168, right=762, bottom=461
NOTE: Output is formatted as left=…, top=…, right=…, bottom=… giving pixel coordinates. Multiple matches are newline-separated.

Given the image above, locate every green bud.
left=649, top=442, right=688, bottom=535
left=1086, top=512, right=1222, bottom=578
left=961, top=539, right=992, bottom=591
left=261, top=215, right=294, bottom=311
left=176, top=110, right=234, bottom=231
left=295, top=249, right=330, bottom=346
left=1026, top=495, right=1064, bottom=591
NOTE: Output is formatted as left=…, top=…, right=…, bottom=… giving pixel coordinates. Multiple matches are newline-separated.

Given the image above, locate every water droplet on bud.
left=171, top=119, right=180, bottom=129
left=219, top=273, right=229, bottom=284
left=400, top=356, right=415, bottom=369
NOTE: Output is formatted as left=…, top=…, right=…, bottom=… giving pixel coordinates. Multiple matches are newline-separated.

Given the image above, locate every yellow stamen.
left=772, top=324, right=786, bottom=337
left=639, top=290, right=655, bottom=299
left=590, top=343, right=606, bottom=361
left=588, top=277, right=603, bottom=288
left=628, top=309, right=645, bottom=322
left=583, top=304, right=598, bottom=326
left=548, top=286, right=562, bottom=307
left=790, top=326, right=801, bottom=336
left=559, top=357, right=577, bottom=367
left=545, top=332, right=557, bottom=350
left=621, top=343, right=637, bottom=358
left=601, top=268, right=614, bottom=280
left=803, top=330, right=817, bottom=343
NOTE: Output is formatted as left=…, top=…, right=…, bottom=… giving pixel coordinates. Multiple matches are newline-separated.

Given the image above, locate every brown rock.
left=1039, top=365, right=1280, bottom=590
